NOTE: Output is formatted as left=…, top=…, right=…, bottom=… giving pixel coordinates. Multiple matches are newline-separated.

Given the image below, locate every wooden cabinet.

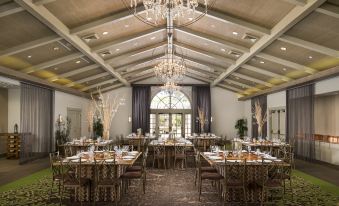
left=0, top=133, right=21, bottom=159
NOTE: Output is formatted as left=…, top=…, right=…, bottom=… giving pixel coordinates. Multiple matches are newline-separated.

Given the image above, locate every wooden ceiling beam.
left=92, top=83, right=125, bottom=94
left=0, top=65, right=90, bottom=98
left=185, top=72, right=211, bottom=84
left=279, top=35, right=339, bottom=57
left=217, top=84, right=243, bottom=93
left=105, top=41, right=165, bottom=64
left=65, top=72, right=109, bottom=87
left=81, top=79, right=118, bottom=92
left=196, top=5, right=270, bottom=35
left=122, top=66, right=154, bottom=78
left=129, top=72, right=155, bottom=83
left=0, top=35, right=62, bottom=57
left=176, top=27, right=249, bottom=53
left=33, top=0, right=56, bottom=5
left=186, top=65, right=219, bottom=77
left=48, top=64, right=99, bottom=81
left=280, top=0, right=307, bottom=6
left=176, top=54, right=226, bottom=73
left=257, top=53, right=316, bottom=74
left=174, top=41, right=235, bottom=65
left=17, top=0, right=130, bottom=86
left=241, top=64, right=291, bottom=81
left=92, top=27, right=165, bottom=53
left=70, top=5, right=145, bottom=35
left=22, top=52, right=84, bottom=73
left=211, top=0, right=325, bottom=86
left=0, top=1, right=24, bottom=18
left=115, top=54, right=163, bottom=72
left=315, top=2, right=339, bottom=19
left=232, top=72, right=273, bottom=87
left=224, top=79, right=253, bottom=89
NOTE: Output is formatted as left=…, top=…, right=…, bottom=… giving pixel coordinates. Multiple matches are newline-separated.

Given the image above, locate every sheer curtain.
left=192, top=86, right=211, bottom=133
left=20, top=83, right=53, bottom=162
left=132, top=86, right=151, bottom=134
left=287, top=84, right=315, bottom=160
left=251, top=95, right=267, bottom=138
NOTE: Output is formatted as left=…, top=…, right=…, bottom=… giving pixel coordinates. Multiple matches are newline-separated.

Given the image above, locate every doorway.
left=67, top=108, right=81, bottom=139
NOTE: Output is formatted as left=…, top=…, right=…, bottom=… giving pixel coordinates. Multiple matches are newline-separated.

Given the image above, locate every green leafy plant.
left=55, top=116, right=71, bottom=146
left=235, top=118, right=248, bottom=139
left=93, top=117, right=103, bottom=139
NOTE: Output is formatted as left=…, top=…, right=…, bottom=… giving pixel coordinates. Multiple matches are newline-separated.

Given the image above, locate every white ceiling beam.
left=176, top=27, right=249, bottom=53
left=217, top=84, right=244, bottom=93
left=315, top=2, right=339, bottom=19
left=185, top=64, right=219, bottom=77
left=70, top=5, right=145, bottom=35
left=115, top=54, right=163, bottom=72
left=211, top=0, right=325, bottom=86
left=65, top=72, right=109, bottom=87
left=177, top=54, right=226, bottom=72
left=174, top=41, right=235, bottom=65
left=17, top=0, right=130, bottom=86
left=224, top=79, right=253, bottom=89
left=185, top=72, right=211, bottom=84
left=281, top=0, right=307, bottom=6
left=241, top=64, right=291, bottom=81
left=92, top=27, right=165, bottom=53
left=129, top=72, right=155, bottom=83
left=0, top=35, right=62, bottom=57
left=279, top=35, right=339, bottom=57
left=22, top=52, right=84, bottom=73
left=0, top=2, right=24, bottom=18
left=122, top=66, right=154, bottom=78
left=81, top=79, right=118, bottom=92
left=105, top=42, right=165, bottom=64
left=232, top=72, right=273, bottom=87
left=33, top=0, right=56, bottom=5
left=196, top=5, right=270, bottom=35
left=92, top=83, right=125, bottom=94
left=48, top=64, right=99, bottom=81
left=257, top=53, right=316, bottom=74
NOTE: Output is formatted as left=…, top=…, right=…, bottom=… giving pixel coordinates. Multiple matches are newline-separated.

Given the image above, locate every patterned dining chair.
left=174, top=143, right=187, bottom=169
left=152, top=143, right=166, bottom=169
left=48, top=151, right=62, bottom=200
left=63, top=145, right=73, bottom=157
left=93, top=156, right=120, bottom=206
left=194, top=150, right=218, bottom=187
left=60, top=157, right=91, bottom=205
left=222, top=158, right=247, bottom=205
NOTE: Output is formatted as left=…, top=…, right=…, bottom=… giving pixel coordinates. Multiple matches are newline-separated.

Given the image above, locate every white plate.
left=209, top=156, right=222, bottom=160
left=123, top=156, right=135, bottom=159
left=215, top=160, right=224, bottom=163
left=66, top=156, right=79, bottom=160
left=105, top=159, right=115, bottom=163
left=247, top=160, right=257, bottom=163
left=203, top=152, right=214, bottom=156
left=264, top=160, right=272, bottom=163
left=226, top=160, right=238, bottom=162
left=273, top=159, right=282, bottom=162
left=71, top=159, right=86, bottom=163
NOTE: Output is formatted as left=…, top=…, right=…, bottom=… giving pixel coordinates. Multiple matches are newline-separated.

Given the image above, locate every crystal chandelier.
left=126, top=0, right=212, bottom=27
left=154, top=53, right=186, bottom=82
left=161, top=81, right=180, bottom=94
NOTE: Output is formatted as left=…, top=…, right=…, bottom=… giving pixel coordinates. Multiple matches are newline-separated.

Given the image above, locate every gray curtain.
left=287, top=84, right=315, bottom=160
left=132, top=86, right=151, bottom=134
left=251, top=95, right=267, bottom=138
left=192, top=86, right=211, bottom=133
left=20, top=83, right=53, bottom=161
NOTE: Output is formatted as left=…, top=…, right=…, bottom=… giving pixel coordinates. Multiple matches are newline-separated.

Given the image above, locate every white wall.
left=243, top=100, right=252, bottom=137
left=54, top=91, right=90, bottom=138
left=105, top=87, right=132, bottom=139
left=211, top=87, right=245, bottom=139
left=8, top=87, right=20, bottom=133
left=135, top=76, right=205, bottom=84
left=315, top=76, right=339, bottom=95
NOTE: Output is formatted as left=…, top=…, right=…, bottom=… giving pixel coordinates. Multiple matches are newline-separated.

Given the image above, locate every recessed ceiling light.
left=27, top=55, right=32, bottom=58
left=221, top=48, right=226, bottom=52
left=150, top=36, right=156, bottom=40
left=232, top=31, right=238, bottom=36
left=124, top=24, right=129, bottom=28
left=53, top=47, right=59, bottom=51
left=188, top=17, right=193, bottom=21
left=54, top=67, right=58, bottom=70
left=280, top=47, right=287, bottom=51
left=283, top=68, right=287, bottom=71
left=308, top=56, right=313, bottom=59
left=76, top=60, right=81, bottom=64
left=260, top=61, right=265, bottom=64
left=147, top=17, right=152, bottom=21
left=116, top=48, right=120, bottom=51
left=102, top=31, right=109, bottom=35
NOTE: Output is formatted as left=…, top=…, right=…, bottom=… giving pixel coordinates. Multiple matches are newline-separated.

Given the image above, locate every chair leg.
left=199, top=179, right=202, bottom=201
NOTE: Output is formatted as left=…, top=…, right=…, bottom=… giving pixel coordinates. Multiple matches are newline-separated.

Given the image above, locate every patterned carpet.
left=0, top=168, right=338, bottom=206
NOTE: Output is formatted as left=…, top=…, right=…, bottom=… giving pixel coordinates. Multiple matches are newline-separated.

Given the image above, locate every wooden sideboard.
left=0, top=133, right=21, bottom=159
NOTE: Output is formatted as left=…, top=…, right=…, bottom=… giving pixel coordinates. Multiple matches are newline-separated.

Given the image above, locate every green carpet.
left=0, top=168, right=338, bottom=205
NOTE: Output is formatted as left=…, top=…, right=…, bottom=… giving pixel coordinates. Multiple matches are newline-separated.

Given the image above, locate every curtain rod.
left=287, top=81, right=315, bottom=91
left=20, top=81, right=54, bottom=91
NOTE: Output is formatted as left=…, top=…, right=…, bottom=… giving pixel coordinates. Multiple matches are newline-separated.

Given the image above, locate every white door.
left=67, top=108, right=82, bottom=140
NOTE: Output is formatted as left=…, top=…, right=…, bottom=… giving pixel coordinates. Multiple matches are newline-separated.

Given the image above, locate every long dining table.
left=200, top=150, right=290, bottom=203
left=53, top=151, right=142, bottom=202
left=186, top=135, right=221, bottom=151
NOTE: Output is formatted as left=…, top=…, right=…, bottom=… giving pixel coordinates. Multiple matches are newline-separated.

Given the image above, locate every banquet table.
left=125, top=135, right=156, bottom=151
left=236, top=140, right=291, bottom=157
left=186, top=135, right=221, bottom=151
left=200, top=151, right=290, bottom=203
left=149, top=139, right=193, bottom=168
left=53, top=151, right=142, bottom=202
left=60, top=140, right=114, bottom=155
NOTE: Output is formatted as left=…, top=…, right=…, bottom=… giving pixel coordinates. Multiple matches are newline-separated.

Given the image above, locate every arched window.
left=150, top=90, right=191, bottom=109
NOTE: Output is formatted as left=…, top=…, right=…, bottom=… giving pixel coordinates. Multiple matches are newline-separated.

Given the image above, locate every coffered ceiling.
left=0, top=0, right=338, bottom=99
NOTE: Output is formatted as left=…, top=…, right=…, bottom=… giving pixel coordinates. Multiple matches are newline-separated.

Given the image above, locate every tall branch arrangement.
left=86, top=100, right=95, bottom=135
left=198, top=107, right=207, bottom=133
left=90, top=88, right=125, bottom=140
left=253, top=100, right=267, bottom=137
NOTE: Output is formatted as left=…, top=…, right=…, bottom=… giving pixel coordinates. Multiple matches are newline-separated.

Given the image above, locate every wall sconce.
left=128, top=116, right=132, bottom=123
left=211, top=116, right=213, bottom=122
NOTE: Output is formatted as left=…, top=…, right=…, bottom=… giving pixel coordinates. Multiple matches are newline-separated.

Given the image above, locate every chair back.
left=223, top=158, right=246, bottom=185
left=64, top=145, right=73, bottom=157
left=60, top=157, right=83, bottom=186
left=94, top=156, right=117, bottom=183
left=49, top=152, right=61, bottom=177
left=153, top=142, right=166, bottom=158
left=174, top=143, right=186, bottom=156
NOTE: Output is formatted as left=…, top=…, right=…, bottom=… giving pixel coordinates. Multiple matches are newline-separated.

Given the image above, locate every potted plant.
left=93, top=117, right=103, bottom=140
left=55, top=115, right=71, bottom=147
left=235, top=118, right=248, bottom=139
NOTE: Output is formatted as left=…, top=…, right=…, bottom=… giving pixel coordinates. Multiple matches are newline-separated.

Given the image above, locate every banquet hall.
left=0, top=0, right=338, bottom=205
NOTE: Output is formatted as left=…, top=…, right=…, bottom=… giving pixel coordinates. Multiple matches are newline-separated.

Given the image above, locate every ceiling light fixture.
left=161, top=81, right=180, bottom=95
left=260, top=61, right=265, bottom=64
left=53, top=47, right=59, bottom=51
left=221, top=48, right=226, bottom=52
left=116, top=48, right=120, bottom=51
left=102, top=31, right=108, bottom=35
left=27, top=55, right=32, bottom=58
left=232, top=31, right=238, bottom=36
left=308, top=56, right=313, bottom=59
left=76, top=60, right=81, bottom=64
left=283, top=68, right=287, bottom=71
left=150, top=36, right=156, bottom=40
left=280, top=47, right=287, bottom=51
